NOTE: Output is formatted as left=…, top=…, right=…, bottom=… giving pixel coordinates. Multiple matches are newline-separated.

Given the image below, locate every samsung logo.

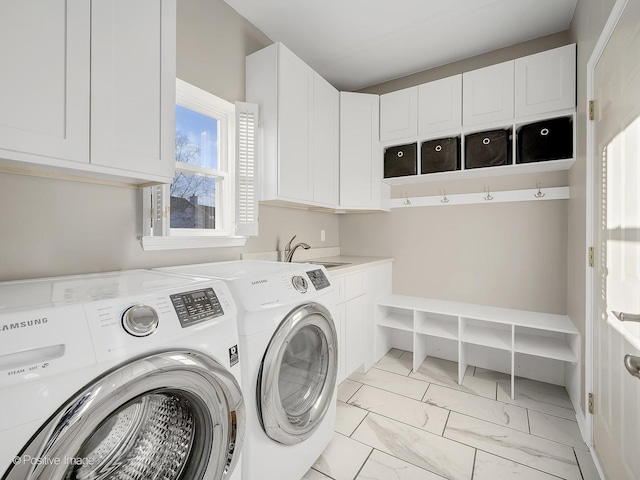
left=0, top=318, right=48, bottom=332
left=250, top=279, right=268, bottom=285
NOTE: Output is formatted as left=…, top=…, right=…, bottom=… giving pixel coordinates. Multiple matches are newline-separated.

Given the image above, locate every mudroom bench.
left=375, top=294, right=580, bottom=399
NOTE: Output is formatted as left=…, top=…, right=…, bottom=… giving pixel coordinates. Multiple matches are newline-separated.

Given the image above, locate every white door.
left=462, top=61, right=514, bottom=128
left=593, top=1, right=640, bottom=478
left=312, top=72, right=339, bottom=207
left=277, top=44, right=313, bottom=202
left=0, top=0, right=90, bottom=164
left=90, top=0, right=175, bottom=180
left=379, top=86, right=418, bottom=142
left=339, top=92, right=381, bottom=209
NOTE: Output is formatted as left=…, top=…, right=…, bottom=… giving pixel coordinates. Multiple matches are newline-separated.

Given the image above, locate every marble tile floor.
left=303, top=349, right=600, bottom=480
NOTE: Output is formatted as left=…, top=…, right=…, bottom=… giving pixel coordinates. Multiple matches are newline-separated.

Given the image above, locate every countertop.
left=303, top=255, right=394, bottom=277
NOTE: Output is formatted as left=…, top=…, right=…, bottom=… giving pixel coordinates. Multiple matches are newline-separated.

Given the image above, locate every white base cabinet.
left=333, top=262, right=392, bottom=384
left=376, top=295, right=580, bottom=398
left=0, top=0, right=176, bottom=186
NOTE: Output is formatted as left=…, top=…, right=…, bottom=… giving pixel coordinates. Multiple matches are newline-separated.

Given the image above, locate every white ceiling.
left=224, top=0, right=578, bottom=91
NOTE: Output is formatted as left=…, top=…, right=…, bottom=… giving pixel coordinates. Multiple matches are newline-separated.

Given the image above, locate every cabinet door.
left=312, top=73, right=339, bottom=207
left=345, top=295, right=365, bottom=376
left=90, top=0, right=175, bottom=181
left=278, top=45, right=313, bottom=202
left=515, top=44, right=576, bottom=118
left=339, top=92, right=382, bottom=209
left=418, top=75, right=462, bottom=136
left=463, top=61, right=514, bottom=127
left=380, top=86, right=418, bottom=142
left=0, top=0, right=89, bottom=164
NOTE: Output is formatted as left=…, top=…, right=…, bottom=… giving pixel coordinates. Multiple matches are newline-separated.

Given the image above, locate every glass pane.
left=170, top=172, right=216, bottom=230
left=278, top=325, right=329, bottom=419
left=176, top=105, right=219, bottom=170
left=66, top=393, right=197, bottom=480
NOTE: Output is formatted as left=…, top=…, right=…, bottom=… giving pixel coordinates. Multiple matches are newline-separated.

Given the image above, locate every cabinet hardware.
left=588, top=392, right=594, bottom=414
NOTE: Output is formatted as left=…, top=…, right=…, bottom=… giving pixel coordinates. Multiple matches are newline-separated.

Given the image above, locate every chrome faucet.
left=284, top=235, right=310, bottom=262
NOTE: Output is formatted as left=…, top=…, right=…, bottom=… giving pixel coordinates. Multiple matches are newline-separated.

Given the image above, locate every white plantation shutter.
left=150, top=184, right=169, bottom=236
left=235, top=101, right=259, bottom=236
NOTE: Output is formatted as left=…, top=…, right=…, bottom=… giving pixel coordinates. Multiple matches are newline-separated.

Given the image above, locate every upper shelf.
left=383, top=157, right=574, bottom=185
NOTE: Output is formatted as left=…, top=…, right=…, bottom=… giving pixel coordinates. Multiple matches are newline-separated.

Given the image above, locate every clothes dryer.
left=0, top=269, right=244, bottom=480
left=159, top=261, right=338, bottom=480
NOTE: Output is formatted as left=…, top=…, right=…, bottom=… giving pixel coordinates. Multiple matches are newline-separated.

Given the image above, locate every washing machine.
left=159, top=261, right=338, bottom=480
left=0, top=269, right=245, bottom=480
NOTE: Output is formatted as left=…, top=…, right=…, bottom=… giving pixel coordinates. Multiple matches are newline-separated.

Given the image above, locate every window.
left=141, top=80, right=258, bottom=250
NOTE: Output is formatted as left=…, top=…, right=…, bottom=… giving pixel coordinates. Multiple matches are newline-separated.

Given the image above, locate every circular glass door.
left=5, top=351, right=244, bottom=480
left=258, top=303, right=337, bottom=444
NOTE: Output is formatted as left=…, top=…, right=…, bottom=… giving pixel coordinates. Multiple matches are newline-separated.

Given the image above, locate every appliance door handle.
left=624, top=355, right=640, bottom=380
left=612, top=311, right=640, bottom=322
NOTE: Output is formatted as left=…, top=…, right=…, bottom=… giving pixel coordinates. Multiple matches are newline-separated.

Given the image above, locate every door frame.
left=585, top=0, right=630, bottom=475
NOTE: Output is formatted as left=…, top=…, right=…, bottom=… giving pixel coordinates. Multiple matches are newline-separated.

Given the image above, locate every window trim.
left=141, top=79, right=248, bottom=250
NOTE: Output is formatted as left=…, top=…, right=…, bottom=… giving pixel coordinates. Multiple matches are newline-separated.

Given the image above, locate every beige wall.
left=0, top=0, right=340, bottom=282
left=359, top=31, right=572, bottom=95
left=342, top=33, right=577, bottom=315
left=567, top=0, right=617, bottom=416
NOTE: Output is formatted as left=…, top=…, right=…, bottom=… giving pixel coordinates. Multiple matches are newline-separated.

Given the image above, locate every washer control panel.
left=306, top=269, right=330, bottom=291
left=122, top=305, right=159, bottom=337
left=170, top=288, right=224, bottom=328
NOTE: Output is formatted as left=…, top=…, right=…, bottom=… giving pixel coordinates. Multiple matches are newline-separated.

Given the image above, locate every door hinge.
left=588, top=392, right=594, bottom=414
left=589, top=100, right=595, bottom=121
left=588, top=247, right=595, bottom=267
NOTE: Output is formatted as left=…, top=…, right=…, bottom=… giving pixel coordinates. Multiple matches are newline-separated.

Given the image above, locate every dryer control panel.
left=170, top=288, right=224, bottom=328
left=306, top=269, right=330, bottom=291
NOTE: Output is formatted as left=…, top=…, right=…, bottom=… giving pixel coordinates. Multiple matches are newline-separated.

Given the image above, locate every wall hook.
left=535, top=182, right=545, bottom=198
left=484, top=187, right=494, bottom=201
left=403, top=193, right=411, bottom=206
left=440, top=190, right=449, bottom=204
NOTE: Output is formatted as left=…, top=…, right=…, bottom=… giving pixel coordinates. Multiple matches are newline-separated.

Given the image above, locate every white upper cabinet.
left=463, top=60, right=515, bottom=128
left=246, top=42, right=340, bottom=208
left=340, top=92, right=385, bottom=210
left=277, top=44, right=314, bottom=203
left=0, top=0, right=90, bottom=165
left=515, top=44, right=576, bottom=118
left=312, top=73, right=340, bottom=207
left=0, top=0, right=176, bottom=185
left=90, top=0, right=176, bottom=180
left=380, top=86, right=418, bottom=142
left=418, top=74, right=462, bottom=137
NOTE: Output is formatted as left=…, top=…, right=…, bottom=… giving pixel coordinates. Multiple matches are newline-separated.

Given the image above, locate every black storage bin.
left=384, top=143, right=417, bottom=178
left=421, top=137, right=461, bottom=174
left=464, top=128, right=512, bottom=169
left=517, top=117, right=573, bottom=164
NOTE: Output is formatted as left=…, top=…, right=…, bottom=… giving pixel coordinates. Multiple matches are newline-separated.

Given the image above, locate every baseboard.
left=590, top=448, right=607, bottom=480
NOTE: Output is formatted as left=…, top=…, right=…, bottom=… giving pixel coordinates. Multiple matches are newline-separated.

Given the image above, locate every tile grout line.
left=344, top=382, right=364, bottom=404
left=472, top=448, right=569, bottom=479
left=470, top=448, right=477, bottom=480
left=349, top=411, right=370, bottom=438
left=573, top=448, right=586, bottom=480
left=350, top=448, right=374, bottom=480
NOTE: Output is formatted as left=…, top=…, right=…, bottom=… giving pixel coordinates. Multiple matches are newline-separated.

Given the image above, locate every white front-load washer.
left=158, top=261, right=338, bottom=480
left=0, top=269, right=245, bottom=480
